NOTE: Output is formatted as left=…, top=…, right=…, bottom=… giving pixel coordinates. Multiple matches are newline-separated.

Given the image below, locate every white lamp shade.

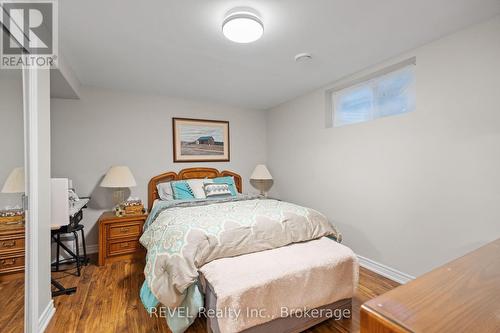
left=100, top=166, right=137, bottom=188
left=250, top=164, right=273, bottom=180
left=1, top=167, right=25, bottom=193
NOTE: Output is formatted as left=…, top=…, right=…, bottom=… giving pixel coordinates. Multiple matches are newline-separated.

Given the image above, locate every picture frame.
left=172, top=117, right=230, bottom=162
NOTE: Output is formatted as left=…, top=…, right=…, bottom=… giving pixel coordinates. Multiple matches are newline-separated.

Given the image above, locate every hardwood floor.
left=0, top=277, right=24, bottom=333
left=0, top=256, right=399, bottom=333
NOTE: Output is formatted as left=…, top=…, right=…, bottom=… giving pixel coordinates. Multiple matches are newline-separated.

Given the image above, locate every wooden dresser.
left=361, top=238, right=500, bottom=333
left=98, top=211, right=147, bottom=266
left=0, top=224, right=25, bottom=282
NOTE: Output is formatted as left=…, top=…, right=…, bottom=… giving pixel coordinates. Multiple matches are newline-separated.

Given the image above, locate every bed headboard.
left=147, top=167, right=243, bottom=211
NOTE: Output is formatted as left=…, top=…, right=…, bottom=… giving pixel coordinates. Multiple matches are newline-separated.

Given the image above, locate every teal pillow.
left=213, top=176, right=237, bottom=196
left=171, top=180, right=195, bottom=200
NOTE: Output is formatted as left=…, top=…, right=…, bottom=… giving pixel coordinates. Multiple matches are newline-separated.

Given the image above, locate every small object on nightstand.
left=98, top=211, right=147, bottom=266
left=114, top=198, right=145, bottom=217
left=0, top=209, right=24, bottom=225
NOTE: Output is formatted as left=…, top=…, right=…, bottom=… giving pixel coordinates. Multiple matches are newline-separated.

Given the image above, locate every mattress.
left=199, top=237, right=359, bottom=333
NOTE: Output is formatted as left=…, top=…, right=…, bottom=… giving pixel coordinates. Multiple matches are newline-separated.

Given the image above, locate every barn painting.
left=173, top=118, right=230, bottom=162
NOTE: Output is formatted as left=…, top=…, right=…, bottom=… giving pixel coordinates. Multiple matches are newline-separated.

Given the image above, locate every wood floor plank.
left=0, top=278, right=24, bottom=333
left=49, top=264, right=95, bottom=333
left=1, top=255, right=399, bottom=333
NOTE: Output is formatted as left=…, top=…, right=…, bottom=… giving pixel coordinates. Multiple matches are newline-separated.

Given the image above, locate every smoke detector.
left=295, top=53, right=312, bottom=62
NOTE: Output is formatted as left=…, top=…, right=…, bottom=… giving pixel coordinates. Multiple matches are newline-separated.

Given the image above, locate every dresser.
left=0, top=224, right=24, bottom=282
left=98, top=212, right=147, bottom=266
left=361, top=238, right=500, bottom=333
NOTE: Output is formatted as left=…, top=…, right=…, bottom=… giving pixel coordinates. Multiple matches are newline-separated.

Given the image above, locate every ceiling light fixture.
left=222, top=8, right=264, bottom=43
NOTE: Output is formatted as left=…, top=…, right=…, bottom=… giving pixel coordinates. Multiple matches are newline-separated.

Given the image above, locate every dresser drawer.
left=0, top=253, right=24, bottom=272
left=108, top=223, right=142, bottom=239
left=0, top=236, right=24, bottom=254
left=108, top=239, right=142, bottom=256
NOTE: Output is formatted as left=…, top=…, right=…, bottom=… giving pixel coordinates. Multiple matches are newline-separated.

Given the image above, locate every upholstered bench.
left=199, top=237, right=359, bottom=333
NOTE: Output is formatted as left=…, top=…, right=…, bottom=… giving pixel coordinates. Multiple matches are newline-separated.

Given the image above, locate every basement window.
left=327, top=59, right=416, bottom=127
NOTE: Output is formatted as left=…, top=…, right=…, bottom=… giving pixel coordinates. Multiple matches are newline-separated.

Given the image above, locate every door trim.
left=23, top=67, right=39, bottom=333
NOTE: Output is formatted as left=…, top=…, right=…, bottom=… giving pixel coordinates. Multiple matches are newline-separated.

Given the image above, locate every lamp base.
left=257, top=191, right=268, bottom=198
left=250, top=179, right=273, bottom=197
left=112, top=189, right=126, bottom=207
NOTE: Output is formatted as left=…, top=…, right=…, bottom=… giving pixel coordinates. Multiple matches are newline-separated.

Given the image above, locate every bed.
left=140, top=167, right=358, bottom=333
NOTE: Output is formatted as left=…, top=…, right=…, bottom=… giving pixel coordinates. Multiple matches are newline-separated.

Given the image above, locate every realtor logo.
left=1, top=0, right=58, bottom=68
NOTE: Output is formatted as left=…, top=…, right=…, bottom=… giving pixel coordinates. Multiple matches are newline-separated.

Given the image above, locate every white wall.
left=51, top=87, right=267, bottom=247
left=267, top=16, right=500, bottom=277
left=0, top=71, right=23, bottom=208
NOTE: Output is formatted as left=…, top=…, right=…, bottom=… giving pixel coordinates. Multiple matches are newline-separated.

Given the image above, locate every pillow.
left=213, top=176, right=237, bottom=196
left=171, top=180, right=195, bottom=200
left=186, top=179, right=213, bottom=199
left=203, top=183, right=232, bottom=198
left=156, top=181, right=174, bottom=201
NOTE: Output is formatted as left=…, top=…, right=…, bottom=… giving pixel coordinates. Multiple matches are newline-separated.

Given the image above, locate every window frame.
left=325, top=57, right=416, bottom=128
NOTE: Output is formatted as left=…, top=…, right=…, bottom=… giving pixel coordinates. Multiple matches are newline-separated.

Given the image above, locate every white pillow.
left=204, top=183, right=232, bottom=198
left=156, top=182, right=174, bottom=201
left=187, top=179, right=213, bottom=199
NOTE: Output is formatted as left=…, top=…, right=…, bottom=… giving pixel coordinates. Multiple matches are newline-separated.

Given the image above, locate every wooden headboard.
left=147, top=167, right=243, bottom=210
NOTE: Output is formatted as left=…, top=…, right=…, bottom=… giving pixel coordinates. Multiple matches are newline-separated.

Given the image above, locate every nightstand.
left=98, top=211, right=147, bottom=266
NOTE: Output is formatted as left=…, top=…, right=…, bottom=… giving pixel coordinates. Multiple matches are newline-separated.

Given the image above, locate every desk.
left=51, top=198, right=90, bottom=231
left=51, top=198, right=90, bottom=274
left=361, top=239, right=500, bottom=333
left=51, top=198, right=90, bottom=297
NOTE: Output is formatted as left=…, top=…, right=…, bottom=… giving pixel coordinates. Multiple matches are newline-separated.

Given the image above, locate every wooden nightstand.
left=98, top=211, right=147, bottom=266
left=0, top=224, right=25, bottom=281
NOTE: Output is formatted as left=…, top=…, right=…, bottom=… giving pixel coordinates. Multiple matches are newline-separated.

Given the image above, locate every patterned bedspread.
left=139, top=196, right=340, bottom=333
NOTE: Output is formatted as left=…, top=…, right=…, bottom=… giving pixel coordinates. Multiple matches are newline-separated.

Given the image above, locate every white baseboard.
left=39, top=300, right=55, bottom=332
left=357, top=254, right=415, bottom=284
left=80, top=244, right=99, bottom=254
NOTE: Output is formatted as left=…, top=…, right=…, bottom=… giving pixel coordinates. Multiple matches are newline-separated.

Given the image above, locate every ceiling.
left=60, top=0, right=500, bottom=110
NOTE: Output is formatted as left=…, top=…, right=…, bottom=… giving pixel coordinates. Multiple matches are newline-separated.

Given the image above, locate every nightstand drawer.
left=108, top=223, right=142, bottom=239
left=0, top=253, right=24, bottom=272
left=0, top=236, right=24, bottom=253
left=108, top=239, right=142, bottom=256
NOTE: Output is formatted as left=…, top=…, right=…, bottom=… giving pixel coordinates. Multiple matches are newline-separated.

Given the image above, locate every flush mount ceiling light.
left=222, top=8, right=264, bottom=43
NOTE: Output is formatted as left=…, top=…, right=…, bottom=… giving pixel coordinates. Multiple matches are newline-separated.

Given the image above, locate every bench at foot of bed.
left=200, top=237, right=359, bottom=333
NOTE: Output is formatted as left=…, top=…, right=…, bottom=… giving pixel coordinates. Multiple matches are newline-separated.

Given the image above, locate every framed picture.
left=172, top=118, right=230, bottom=162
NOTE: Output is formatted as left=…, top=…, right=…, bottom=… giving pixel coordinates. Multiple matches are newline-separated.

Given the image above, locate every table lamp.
left=250, top=164, right=273, bottom=197
left=1, top=167, right=25, bottom=194
left=1, top=167, right=26, bottom=224
left=100, top=166, right=137, bottom=206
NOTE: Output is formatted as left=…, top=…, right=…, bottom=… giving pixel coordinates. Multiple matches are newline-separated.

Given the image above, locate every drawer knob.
left=120, top=242, right=129, bottom=248
left=120, top=227, right=130, bottom=233
left=1, top=258, right=16, bottom=266
left=2, top=241, right=16, bottom=248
